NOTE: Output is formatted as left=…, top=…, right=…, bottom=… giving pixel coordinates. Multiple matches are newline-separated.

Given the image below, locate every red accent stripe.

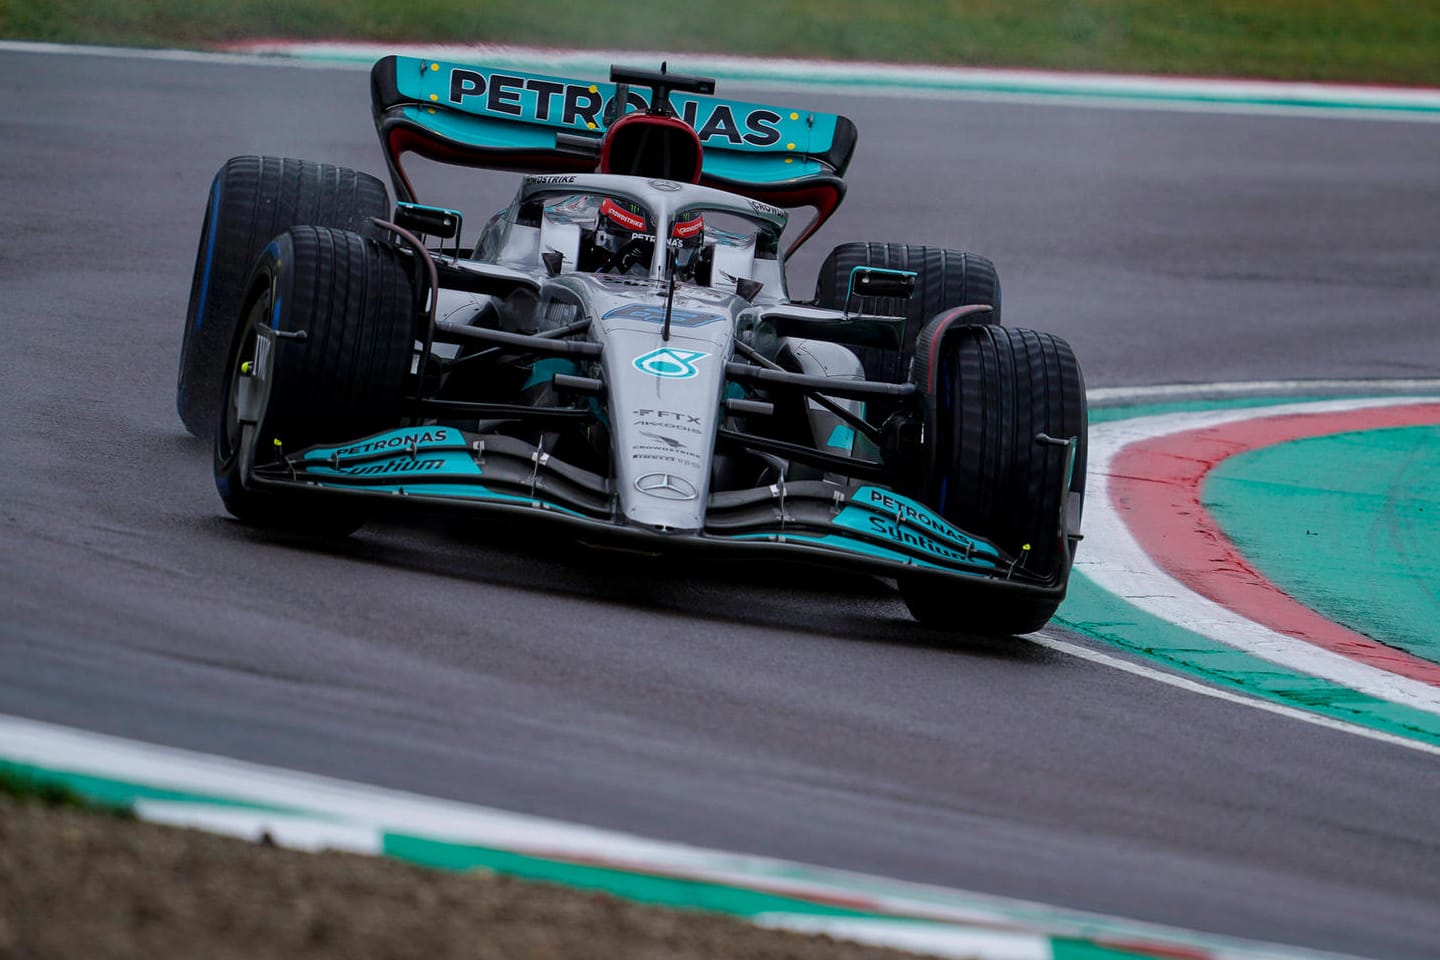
left=600, top=198, right=647, bottom=231
left=671, top=214, right=704, bottom=239
left=1110, top=403, right=1440, bottom=684
left=921, top=305, right=994, bottom=393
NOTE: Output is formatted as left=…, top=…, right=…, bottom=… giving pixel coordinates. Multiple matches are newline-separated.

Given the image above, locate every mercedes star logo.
left=635, top=473, right=698, bottom=501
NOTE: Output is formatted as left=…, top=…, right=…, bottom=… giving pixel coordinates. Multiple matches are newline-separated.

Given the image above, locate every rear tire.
left=901, top=322, right=1087, bottom=635
left=814, top=242, right=1000, bottom=382
left=178, top=156, right=390, bottom=439
left=214, top=226, right=415, bottom=534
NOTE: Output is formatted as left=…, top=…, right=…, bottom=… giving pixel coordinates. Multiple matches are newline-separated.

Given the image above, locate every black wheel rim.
left=218, top=291, right=269, bottom=470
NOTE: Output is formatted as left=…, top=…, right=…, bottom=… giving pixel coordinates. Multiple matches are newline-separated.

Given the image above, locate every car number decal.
left=603, top=304, right=725, bottom=328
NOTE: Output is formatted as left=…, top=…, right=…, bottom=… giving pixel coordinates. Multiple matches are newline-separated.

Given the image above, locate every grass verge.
left=0, top=766, right=134, bottom=819
left=3, top=0, right=1440, bottom=86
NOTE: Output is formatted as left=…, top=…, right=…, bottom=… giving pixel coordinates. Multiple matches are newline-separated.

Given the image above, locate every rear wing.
left=370, top=55, right=858, bottom=250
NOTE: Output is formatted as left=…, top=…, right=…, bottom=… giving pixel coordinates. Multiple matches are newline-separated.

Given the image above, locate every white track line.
left=1029, top=632, right=1440, bottom=759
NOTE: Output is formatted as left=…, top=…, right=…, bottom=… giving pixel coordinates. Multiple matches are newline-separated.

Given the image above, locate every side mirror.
left=846, top=266, right=917, bottom=303
left=394, top=201, right=462, bottom=241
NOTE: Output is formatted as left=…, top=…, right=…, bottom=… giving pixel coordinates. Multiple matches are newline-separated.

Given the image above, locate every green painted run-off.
left=1205, top=425, right=1440, bottom=665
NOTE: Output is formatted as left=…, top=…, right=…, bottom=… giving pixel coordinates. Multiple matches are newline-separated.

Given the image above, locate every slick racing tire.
left=178, top=156, right=390, bottom=439
left=901, top=322, right=1087, bottom=636
left=214, top=226, right=415, bottom=534
left=814, top=242, right=1000, bottom=383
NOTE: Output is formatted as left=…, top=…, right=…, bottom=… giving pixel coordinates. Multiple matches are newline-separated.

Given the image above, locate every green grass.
left=3, top=0, right=1439, bottom=85
left=0, top=766, right=135, bottom=818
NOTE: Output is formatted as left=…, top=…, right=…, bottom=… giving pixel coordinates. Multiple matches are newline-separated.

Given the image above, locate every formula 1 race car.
left=175, top=56, right=1087, bottom=635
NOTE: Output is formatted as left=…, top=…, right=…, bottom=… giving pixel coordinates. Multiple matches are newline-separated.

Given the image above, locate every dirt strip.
left=0, top=795, right=940, bottom=960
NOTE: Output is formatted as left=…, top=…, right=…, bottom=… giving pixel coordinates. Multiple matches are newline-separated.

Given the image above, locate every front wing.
left=249, top=427, right=1069, bottom=599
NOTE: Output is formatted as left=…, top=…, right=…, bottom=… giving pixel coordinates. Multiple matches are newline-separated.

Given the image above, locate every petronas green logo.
left=633, top=348, right=707, bottom=380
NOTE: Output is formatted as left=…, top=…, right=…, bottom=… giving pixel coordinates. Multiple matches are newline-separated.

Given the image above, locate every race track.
left=2, top=47, right=1439, bottom=958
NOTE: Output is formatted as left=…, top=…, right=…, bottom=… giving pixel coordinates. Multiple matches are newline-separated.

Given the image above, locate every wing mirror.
left=393, top=201, right=463, bottom=241
left=847, top=266, right=916, bottom=302
left=843, top=266, right=916, bottom=318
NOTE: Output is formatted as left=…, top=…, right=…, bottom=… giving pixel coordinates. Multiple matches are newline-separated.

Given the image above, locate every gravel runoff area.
left=0, top=795, right=939, bottom=960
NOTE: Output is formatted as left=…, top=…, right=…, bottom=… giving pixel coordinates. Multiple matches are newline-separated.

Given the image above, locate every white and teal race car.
left=175, top=56, right=1087, bottom=634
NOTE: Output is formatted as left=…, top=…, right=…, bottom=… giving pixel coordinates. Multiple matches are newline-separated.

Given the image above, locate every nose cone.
left=576, top=275, right=744, bottom=534
left=608, top=335, right=725, bottom=532
left=601, top=329, right=732, bottom=533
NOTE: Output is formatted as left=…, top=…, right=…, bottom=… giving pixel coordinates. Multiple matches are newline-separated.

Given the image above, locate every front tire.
left=178, top=156, right=390, bottom=439
left=901, top=322, right=1087, bottom=635
left=214, top=226, right=415, bottom=533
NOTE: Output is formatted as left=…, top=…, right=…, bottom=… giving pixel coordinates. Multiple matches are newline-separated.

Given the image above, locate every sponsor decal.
left=634, top=472, right=698, bottom=501
left=448, top=69, right=603, bottom=128
left=747, top=199, right=785, bottom=218
left=648, top=179, right=683, bottom=192
left=671, top=213, right=705, bottom=239
left=679, top=101, right=782, bottom=146
left=640, top=431, right=686, bottom=449
left=633, top=408, right=704, bottom=437
left=600, top=198, right=647, bottom=231
left=633, top=451, right=701, bottom=468
left=339, top=458, right=445, bottom=477
left=634, top=408, right=701, bottom=424
left=857, top=515, right=975, bottom=564
left=853, top=487, right=974, bottom=547
left=444, top=67, right=792, bottom=145
left=830, top=487, right=992, bottom=566
left=603, top=303, right=724, bottom=328
left=525, top=174, right=578, bottom=185
left=633, top=348, right=708, bottom=380
left=329, top=428, right=453, bottom=459
left=633, top=429, right=700, bottom=467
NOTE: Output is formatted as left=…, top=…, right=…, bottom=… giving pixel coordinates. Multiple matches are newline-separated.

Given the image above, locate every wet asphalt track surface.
left=3, top=49, right=1440, bottom=957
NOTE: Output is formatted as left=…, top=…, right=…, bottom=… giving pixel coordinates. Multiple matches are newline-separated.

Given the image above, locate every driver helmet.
left=593, top=197, right=653, bottom=275
left=670, top=209, right=707, bottom=282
